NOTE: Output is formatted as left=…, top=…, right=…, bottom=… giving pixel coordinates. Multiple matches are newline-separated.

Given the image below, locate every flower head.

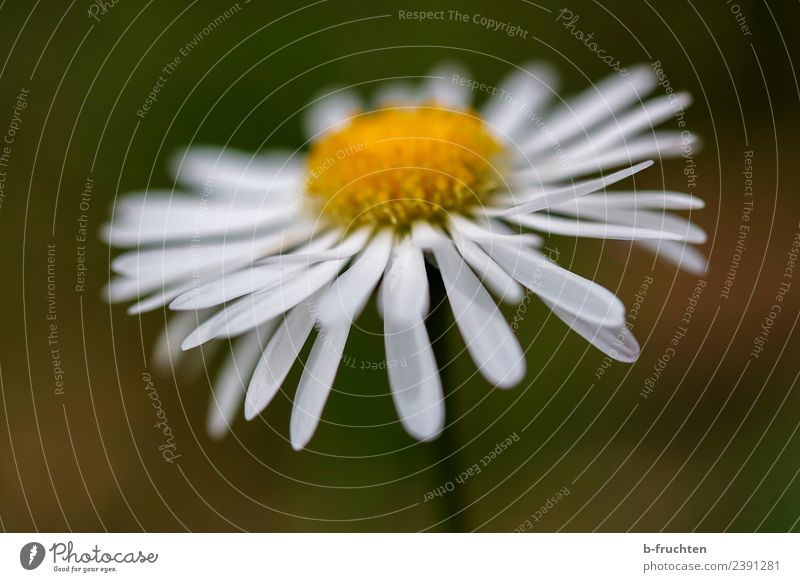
left=105, top=62, right=705, bottom=449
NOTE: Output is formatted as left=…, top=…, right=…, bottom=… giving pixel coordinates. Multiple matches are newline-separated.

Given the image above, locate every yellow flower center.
left=304, top=106, right=505, bottom=228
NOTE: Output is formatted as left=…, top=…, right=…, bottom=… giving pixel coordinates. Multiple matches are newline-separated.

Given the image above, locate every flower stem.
left=427, top=268, right=470, bottom=532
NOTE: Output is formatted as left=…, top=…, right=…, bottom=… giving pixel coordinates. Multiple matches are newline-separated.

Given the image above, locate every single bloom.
left=104, top=62, right=706, bottom=449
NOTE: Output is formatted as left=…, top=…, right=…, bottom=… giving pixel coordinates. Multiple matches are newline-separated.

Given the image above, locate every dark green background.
left=1, top=0, right=799, bottom=531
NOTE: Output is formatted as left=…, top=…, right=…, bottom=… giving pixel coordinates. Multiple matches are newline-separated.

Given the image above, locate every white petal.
left=289, top=322, right=350, bottom=450
left=638, top=239, right=707, bottom=275
left=568, top=92, right=692, bottom=156
left=111, top=222, right=314, bottom=280
left=317, top=230, right=393, bottom=326
left=489, top=161, right=653, bottom=216
left=421, top=62, right=472, bottom=109
left=207, top=324, right=276, bottom=439
left=169, top=230, right=340, bottom=310
left=105, top=195, right=296, bottom=246
left=171, top=147, right=304, bottom=195
left=380, top=237, right=430, bottom=325
left=381, top=251, right=444, bottom=440
left=244, top=300, right=317, bottom=420
left=481, top=61, right=557, bottom=140
left=567, top=190, right=705, bottom=210
left=303, top=88, right=361, bottom=140
left=543, top=298, right=640, bottom=362
left=521, top=65, right=657, bottom=156
left=523, top=132, right=697, bottom=182
left=109, top=225, right=317, bottom=306
left=448, top=215, right=543, bottom=247
left=257, top=227, right=372, bottom=265
left=561, top=206, right=707, bottom=244
left=451, top=229, right=524, bottom=303
left=170, top=263, right=307, bottom=310
left=181, top=260, right=343, bottom=349
left=432, top=242, right=525, bottom=388
left=506, top=212, right=687, bottom=241
left=485, top=243, right=626, bottom=328
left=128, top=282, right=190, bottom=314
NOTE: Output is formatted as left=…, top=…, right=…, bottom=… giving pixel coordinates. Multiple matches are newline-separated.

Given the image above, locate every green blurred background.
left=1, top=0, right=799, bottom=532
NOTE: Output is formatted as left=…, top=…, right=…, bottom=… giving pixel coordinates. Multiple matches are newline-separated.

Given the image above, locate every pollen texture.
left=304, top=106, right=504, bottom=227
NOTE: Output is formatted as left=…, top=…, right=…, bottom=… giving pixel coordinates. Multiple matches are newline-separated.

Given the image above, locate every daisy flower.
left=105, top=62, right=705, bottom=450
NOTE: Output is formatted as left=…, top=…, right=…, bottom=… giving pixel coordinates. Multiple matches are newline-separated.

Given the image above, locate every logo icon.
left=20, top=542, right=45, bottom=570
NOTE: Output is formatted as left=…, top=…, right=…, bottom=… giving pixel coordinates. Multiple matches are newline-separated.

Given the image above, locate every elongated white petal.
left=432, top=241, right=525, bottom=387
left=289, top=322, right=350, bottom=450
left=207, top=324, right=277, bottom=439
left=181, top=260, right=343, bottom=349
left=488, top=161, right=653, bottom=216
left=568, top=92, right=692, bottom=156
left=245, top=300, right=316, bottom=420
left=384, top=318, right=445, bottom=441
left=521, top=65, right=657, bottom=156
left=105, top=196, right=296, bottom=246
left=112, top=223, right=315, bottom=279
left=485, top=243, right=626, bottom=328
left=257, top=227, right=372, bottom=265
left=381, top=237, right=429, bottom=325
left=543, top=298, right=639, bottom=362
left=507, top=212, right=687, bottom=241
left=170, top=263, right=307, bottom=310
left=381, top=246, right=444, bottom=440
left=449, top=215, right=542, bottom=247
left=317, top=230, right=393, bottom=327
left=481, top=62, right=557, bottom=139
left=171, top=147, right=304, bottom=195
left=566, top=190, right=705, bottom=210
left=522, top=132, right=696, bottom=182
left=304, top=88, right=361, bottom=139
left=560, top=206, right=707, bottom=244
left=638, top=239, right=707, bottom=275
left=451, top=229, right=524, bottom=303
left=170, top=230, right=340, bottom=310
left=421, top=62, right=471, bottom=109
left=129, top=282, right=190, bottom=314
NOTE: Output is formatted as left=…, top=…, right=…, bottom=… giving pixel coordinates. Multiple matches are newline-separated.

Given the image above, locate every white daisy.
left=105, top=62, right=705, bottom=450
